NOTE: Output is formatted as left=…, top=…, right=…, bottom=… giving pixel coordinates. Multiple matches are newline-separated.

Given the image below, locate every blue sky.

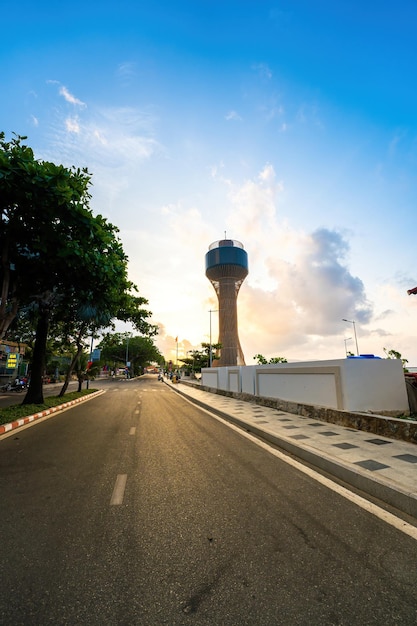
left=3, top=1, right=417, bottom=365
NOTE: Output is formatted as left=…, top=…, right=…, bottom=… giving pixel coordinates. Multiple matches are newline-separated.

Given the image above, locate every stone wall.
left=184, top=381, right=417, bottom=445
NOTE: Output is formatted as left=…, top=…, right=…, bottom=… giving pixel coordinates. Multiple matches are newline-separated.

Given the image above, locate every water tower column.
left=205, top=239, right=249, bottom=367
left=218, top=277, right=239, bottom=366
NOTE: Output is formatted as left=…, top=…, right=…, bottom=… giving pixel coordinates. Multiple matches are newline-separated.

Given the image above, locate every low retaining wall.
left=183, top=381, right=417, bottom=445
left=202, top=359, right=410, bottom=416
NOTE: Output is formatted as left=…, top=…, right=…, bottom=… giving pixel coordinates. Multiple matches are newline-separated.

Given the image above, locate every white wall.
left=256, top=365, right=341, bottom=408
left=341, top=358, right=408, bottom=412
left=228, top=368, right=241, bottom=393
left=202, top=367, right=241, bottom=392
left=202, top=358, right=409, bottom=415
left=202, top=369, right=218, bottom=389
left=241, top=365, right=256, bottom=395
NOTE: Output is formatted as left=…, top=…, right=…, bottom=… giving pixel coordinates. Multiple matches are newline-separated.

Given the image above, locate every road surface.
left=1, top=375, right=416, bottom=624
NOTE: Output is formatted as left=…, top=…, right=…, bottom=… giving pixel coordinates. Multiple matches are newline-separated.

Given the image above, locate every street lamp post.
left=209, top=309, right=218, bottom=367
left=344, top=337, right=352, bottom=357
left=86, top=335, right=94, bottom=389
left=187, top=350, right=196, bottom=376
left=125, top=333, right=131, bottom=378
left=342, top=319, right=359, bottom=355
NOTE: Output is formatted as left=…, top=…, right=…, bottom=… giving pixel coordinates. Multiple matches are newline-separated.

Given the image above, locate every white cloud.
left=116, top=62, right=137, bottom=79
left=65, top=117, right=80, bottom=133
left=202, top=164, right=374, bottom=361
left=34, top=89, right=417, bottom=364
left=296, top=102, right=323, bottom=128
left=119, top=162, right=377, bottom=363
left=44, top=102, right=161, bottom=174
left=237, top=226, right=372, bottom=351
left=59, top=85, right=86, bottom=107
left=252, top=63, right=273, bottom=80
left=226, top=163, right=283, bottom=239
left=259, top=101, right=284, bottom=122
left=225, top=110, right=242, bottom=121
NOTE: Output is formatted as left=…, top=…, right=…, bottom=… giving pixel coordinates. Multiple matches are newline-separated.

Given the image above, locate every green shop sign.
left=6, top=353, right=19, bottom=369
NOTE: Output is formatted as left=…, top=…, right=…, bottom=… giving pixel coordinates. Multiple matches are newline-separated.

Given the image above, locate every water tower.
left=205, top=238, right=249, bottom=366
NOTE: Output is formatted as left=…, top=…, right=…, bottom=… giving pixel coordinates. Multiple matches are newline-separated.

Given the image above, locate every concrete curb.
left=0, top=389, right=105, bottom=435
left=170, top=384, right=417, bottom=519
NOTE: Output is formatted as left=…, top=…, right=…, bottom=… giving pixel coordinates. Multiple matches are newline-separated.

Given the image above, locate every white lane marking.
left=188, top=401, right=417, bottom=541
left=135, top=410, right=140, bottom=415
left=110, top=474, right=127, bottom=505
left=129, top=427, right=136, bottom=435
left=248, top=430, right=417, bottom=541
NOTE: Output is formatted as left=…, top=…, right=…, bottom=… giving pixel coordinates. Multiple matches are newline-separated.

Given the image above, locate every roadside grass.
left=0, top=389, right=98, bottom=426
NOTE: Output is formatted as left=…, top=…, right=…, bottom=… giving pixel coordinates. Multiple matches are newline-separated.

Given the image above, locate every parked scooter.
left=2, top=379, right=27, bottom=393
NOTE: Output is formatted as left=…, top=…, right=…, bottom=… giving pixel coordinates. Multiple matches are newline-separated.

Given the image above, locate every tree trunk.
left=0, top=236, right=19, bottom=340
left=59, top=344, right=83, bottom=397
left=59, top=325, right=86, bottom=397
left=22, top=309, right=49, bottom=405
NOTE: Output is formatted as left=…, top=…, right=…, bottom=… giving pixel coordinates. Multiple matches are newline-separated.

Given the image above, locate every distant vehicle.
left=1, top=379, right=27, bottom=393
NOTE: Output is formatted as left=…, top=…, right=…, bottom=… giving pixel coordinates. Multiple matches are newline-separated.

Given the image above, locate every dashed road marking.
left=129, top=427, right=136, bottom=435
left=110, top=474, right=127, bottom=505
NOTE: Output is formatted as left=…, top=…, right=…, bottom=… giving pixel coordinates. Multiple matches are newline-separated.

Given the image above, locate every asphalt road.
left=1, top=375, right=416, bottom=625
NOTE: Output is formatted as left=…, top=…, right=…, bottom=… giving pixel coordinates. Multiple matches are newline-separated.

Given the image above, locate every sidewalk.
left=171, top=381, right=417, bottom=520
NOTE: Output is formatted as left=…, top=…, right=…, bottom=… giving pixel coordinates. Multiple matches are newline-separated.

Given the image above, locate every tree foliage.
left=179, top=343, right=222, bottom=371
left=383, top=347, right=408, bottom=371
left=98, top=333, right=163, bottom=375
left=0, top=132, right=155, bottom=403
left=253, top=354, right=288, bottom=364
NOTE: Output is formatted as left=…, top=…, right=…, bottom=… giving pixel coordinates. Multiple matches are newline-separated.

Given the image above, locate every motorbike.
left=1, top=380, right=27, bottom=393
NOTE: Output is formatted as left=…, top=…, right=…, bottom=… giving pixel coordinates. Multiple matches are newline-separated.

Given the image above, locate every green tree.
left=179, top=343, right=222, bottom=371
left=179, top=349, right=204, bottom=374
left=383, top=347, right=408, bottom=371
left=74, top=349, right=89, bottom=391
left=201, top=342, right=222, bottom=366
left=253, top=354, right=288, bottom=364
left=0, top=133, right=91, bottom=338
left=98, top=333, right=163, bottom=376
left=253, top=353, right=268, bottom=365
left=0, top=133, right=155, bottom=404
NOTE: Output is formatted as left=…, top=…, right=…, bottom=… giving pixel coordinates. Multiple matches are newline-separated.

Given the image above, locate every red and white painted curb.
left=0, top=389, right=105, bottom=435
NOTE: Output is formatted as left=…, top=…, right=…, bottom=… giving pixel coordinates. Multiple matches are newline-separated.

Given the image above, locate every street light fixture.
left=344, top=337, right=352, bottom=357
left=209, top=309, right=218, bottom=367
left=342, top=319, right=359, bottom=355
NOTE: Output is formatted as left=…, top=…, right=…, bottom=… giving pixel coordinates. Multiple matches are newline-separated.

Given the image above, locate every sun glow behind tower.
left=205, top=239, right=248, bottom=366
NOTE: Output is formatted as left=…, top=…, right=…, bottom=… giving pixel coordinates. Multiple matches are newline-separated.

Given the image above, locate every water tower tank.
left=205, top=239, right=248, bottom=366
